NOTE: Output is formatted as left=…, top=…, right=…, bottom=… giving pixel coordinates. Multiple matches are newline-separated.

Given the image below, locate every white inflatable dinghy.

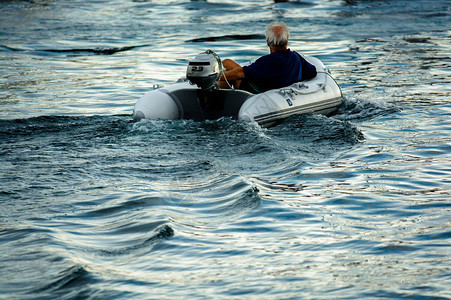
left=133, top=50, right=342, bottom=127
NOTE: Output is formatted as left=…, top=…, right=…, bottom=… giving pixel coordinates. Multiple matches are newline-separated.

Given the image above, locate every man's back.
left=242, top=49, right=317, bottom=92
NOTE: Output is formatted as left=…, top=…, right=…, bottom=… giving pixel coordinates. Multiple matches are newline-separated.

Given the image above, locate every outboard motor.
left=186, top=50, right=222, bottom=90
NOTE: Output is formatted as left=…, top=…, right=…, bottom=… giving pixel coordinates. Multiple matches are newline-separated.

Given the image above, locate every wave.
left=92, top=224, right=175, bottom=257
left=32, top=265, right=94, bottom=295
left=0, top=44, right=150, bottom=56
left=273, top=0, right=316, bottom=5
left=186, top=34, right=265, bottom=43
left=42, top=45, right=148, bottom=55
left=0, top=115, right=131, bottom=145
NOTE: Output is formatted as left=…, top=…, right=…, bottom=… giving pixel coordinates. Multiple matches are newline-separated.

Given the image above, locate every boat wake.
left=334, top=96, right=401, bottom=122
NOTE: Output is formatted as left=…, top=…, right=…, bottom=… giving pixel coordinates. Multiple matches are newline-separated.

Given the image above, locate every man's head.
left=265, top=21, right=289, bottom=50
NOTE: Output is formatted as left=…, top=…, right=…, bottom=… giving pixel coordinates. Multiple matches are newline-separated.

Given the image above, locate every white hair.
left=265, top=21, right=289, bottom=47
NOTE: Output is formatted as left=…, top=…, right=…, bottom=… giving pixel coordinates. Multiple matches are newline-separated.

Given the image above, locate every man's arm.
left=220, top=66, right=245, bottom=82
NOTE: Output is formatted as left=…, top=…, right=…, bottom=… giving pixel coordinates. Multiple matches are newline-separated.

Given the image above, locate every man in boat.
left=218, top=21, right=317, bottom=93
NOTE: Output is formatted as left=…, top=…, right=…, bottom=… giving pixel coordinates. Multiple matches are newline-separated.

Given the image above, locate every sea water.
left=1, top=0, right=450, bottom=299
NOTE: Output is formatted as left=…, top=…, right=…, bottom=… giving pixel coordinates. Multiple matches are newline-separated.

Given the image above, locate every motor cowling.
left=186, top=50, right=222, bottom=90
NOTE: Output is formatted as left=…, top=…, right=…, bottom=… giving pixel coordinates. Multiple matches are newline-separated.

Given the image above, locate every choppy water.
left=1, top=0, right=450, bottom=299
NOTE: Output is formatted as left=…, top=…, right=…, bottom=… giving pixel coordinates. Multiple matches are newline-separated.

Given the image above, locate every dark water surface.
left=1, top=0, right=450, bottom=299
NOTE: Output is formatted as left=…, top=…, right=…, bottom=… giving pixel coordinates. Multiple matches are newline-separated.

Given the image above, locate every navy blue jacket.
left=242, top=49, right=317, bottom=93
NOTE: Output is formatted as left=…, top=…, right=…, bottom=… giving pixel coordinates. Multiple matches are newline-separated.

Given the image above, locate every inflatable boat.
left=133, top=50, right=342, bottom=127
